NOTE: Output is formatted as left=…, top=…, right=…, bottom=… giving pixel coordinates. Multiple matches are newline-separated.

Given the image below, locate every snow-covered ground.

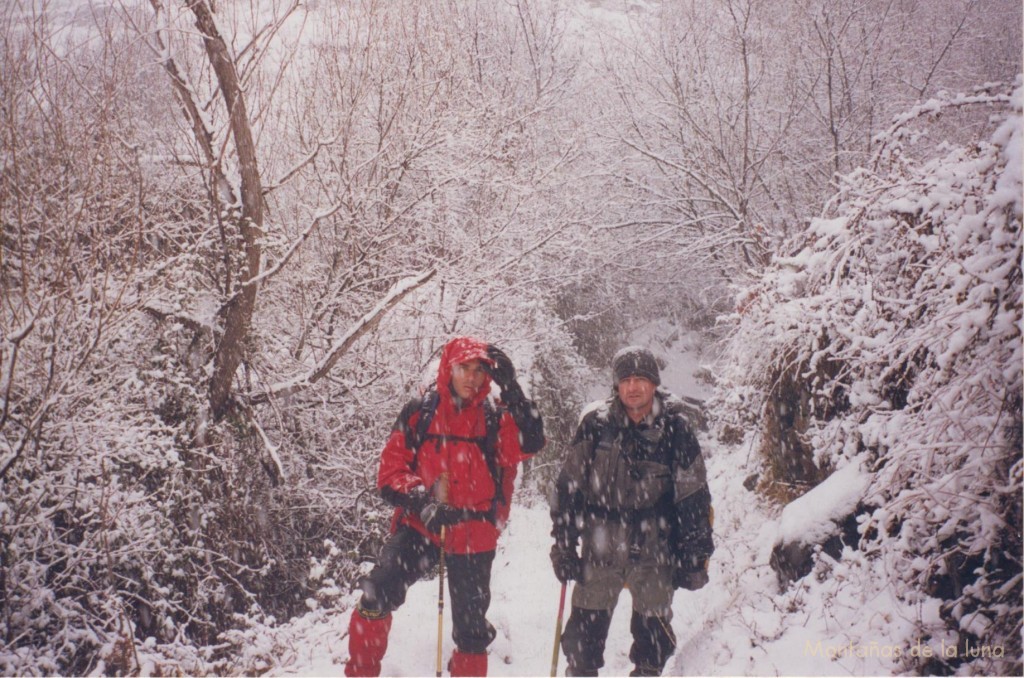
left=251, top=331, right=917, bottom=676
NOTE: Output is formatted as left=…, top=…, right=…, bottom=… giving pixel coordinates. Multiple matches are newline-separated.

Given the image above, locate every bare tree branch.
left=249, top=269, right=436, bottom=404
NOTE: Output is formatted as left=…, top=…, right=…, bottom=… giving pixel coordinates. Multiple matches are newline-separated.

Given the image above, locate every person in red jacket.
left=345, top=336, right=544, bottom=677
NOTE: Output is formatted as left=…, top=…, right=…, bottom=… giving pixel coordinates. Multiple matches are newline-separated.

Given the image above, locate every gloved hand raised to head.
left=485, top=345, right=523, bottom=402
left=550, top=544, right=583, bottom=583
left=484, top=344, right=545, bottom=454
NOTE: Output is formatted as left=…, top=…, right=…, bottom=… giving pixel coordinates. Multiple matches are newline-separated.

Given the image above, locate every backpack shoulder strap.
left=482, top=399, right=505, bottom=507
left=407, top=393, right=508, bottom=519
left=408, top=389, right=441, bottom=452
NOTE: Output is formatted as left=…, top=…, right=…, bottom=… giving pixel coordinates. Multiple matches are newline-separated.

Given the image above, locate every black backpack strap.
left=408, top=389, right=441, bottom=453
left=482, top=399, right=506, bottom=512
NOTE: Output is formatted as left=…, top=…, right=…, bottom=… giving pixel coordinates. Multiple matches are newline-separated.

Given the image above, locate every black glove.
left=381, top=484, right=432, bottom=513
left=673, top=555, right=709, bottom=591
left=550, top=544, right=583, bottom=583
left=419, top=500, right=464, bottom=534
left=403, top=485, right=431, bottom=513
left=485, top=344, right=547, bottom=454
left=485, top=345, right=521, bottom=399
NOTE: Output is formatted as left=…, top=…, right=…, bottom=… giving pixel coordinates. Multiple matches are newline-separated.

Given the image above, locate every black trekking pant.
left=357, top=526, right=497, bottom=653
left=562, top=607, right=676, bottom=676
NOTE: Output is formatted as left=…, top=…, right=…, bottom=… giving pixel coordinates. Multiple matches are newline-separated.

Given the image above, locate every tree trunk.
left=187, top=0, right=264, bottom=420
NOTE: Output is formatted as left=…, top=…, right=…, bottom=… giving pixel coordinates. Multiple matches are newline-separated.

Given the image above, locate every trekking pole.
left=435, top=473, right=449, bottom=678
left=436, top=525, right=446, bottom=678
left=550, top=581, right=568, bottom=677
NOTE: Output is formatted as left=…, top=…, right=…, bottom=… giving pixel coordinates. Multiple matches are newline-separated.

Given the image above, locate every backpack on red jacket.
left=405, top=388, right=507, bottom=523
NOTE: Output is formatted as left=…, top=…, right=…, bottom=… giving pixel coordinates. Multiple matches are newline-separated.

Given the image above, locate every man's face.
left=451, top=359, right=487, bottom=400
left=617, top=375, right=656, bottom=415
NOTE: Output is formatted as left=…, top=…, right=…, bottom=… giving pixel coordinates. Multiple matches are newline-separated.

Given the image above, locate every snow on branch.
left=879, top=89, right=1013, bottom=140
left=872, top=86, right=1015, bottom=171
left=249, top=269, right=436, bottom=404
left=234, top=201, right=346, bottom=295
left=262, top=133, right=340, bottom=195
left=0, top=316, right=37, bottom=477
left=616, top=134, right=742, bottom=220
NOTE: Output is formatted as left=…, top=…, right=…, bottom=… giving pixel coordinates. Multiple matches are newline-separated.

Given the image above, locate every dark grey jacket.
left=550, top=390, right=714, bottom=569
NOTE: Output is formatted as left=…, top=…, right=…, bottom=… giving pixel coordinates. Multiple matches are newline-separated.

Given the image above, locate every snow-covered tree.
left=1, top=0, right=1020, bottom=673
left=578, top=0, right=1021, bottom=327
left=716, top=81, right=1022, bottom=674
left=1, top=0, right=593, bottom=672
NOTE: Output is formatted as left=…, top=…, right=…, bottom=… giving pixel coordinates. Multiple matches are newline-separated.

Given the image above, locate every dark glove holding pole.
left=419, top=500, right=464, bottom=534
left=402, top=485, right=431, bottom=513
left=382, top=484, right=432, bottom=513
left=673, top=554, right=710, bottom=591
left=393, top=480, right=463, bottom=534
left=549, top=544, right=584, bottom=583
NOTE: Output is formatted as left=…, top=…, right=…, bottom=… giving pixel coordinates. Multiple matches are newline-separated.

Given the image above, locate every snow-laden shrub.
left=717, top=81, right=1022, bottom=674
left=522, top=324, right=595, bottom=496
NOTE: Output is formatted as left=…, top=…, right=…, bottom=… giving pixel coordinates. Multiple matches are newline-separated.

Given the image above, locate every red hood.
left=437, top=336, right=493, bottom=408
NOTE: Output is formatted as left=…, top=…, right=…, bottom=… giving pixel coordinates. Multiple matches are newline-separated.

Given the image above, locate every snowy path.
left=268, top=436, right=904, bottom=677
left=270, top=437, right=787, bottom=677
left=267, top=329, right=910, bottom=677
left=273, top=501, right=724, bottom=677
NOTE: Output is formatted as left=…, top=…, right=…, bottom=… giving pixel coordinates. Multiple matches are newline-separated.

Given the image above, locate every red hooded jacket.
left=377, top=337, right=536, bottom=554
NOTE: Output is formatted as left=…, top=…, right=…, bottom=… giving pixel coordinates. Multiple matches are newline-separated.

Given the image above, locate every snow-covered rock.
left=769, top=462, right=872, bottom=586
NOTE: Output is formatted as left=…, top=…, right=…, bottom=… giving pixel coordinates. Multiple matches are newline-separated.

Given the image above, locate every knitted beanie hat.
left=612, top=346, right=661, bottom=386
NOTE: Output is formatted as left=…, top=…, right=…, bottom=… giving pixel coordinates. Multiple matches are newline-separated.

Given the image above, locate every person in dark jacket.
left=549, top=346, right=714, bottom=677
left=345, top=336, right=544, bottom=677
